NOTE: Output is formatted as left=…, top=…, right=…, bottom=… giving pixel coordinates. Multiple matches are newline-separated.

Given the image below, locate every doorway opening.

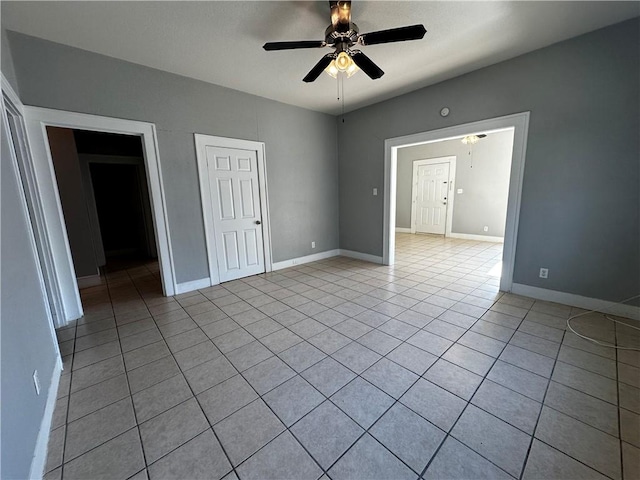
left=23, top=107, right=175, bottom=326
left=384, top=112, right=530, bottom=292
left=46, top=127, right=158, bottom=289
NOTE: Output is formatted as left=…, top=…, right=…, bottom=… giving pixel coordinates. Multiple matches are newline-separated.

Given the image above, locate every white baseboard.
left=395, top=227, right=412, bottom=233
left=29, top=355, right=63, bottom=480
left=339, top=249, right=384, bottom=264
left=511, top=283, right=640, bottom=320
left=448, top=232, right=504, bottom=243
left=76, top=274, right=102, bottom=288
left=272, top=249, right=340, bottom=271
left=175, top=277, right=211, bottom=295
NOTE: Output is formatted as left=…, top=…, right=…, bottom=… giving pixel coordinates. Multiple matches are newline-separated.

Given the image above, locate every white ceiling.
left=2, top=1, right=638, bottom=115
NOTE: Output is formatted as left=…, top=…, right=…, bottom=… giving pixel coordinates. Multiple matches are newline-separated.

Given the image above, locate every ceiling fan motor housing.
left=325, top=24, right=359, bottom=55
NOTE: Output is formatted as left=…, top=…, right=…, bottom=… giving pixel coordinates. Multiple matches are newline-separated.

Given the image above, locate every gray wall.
left=396, top=130, right=514, bottom=237
left=6, top=31, right=339, bottom=283
left=339, top=18, right=639, bottom=303
left=47, top=126, right=99, bottom=278
left=1, top=27, right=19, bottom=93
left=1, top=119, right=59, bottom=480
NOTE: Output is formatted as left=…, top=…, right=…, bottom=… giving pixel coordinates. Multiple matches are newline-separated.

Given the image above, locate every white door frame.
left=410, top=156, right=456, bottom=236
left=22, top=106, right=177, bottom=325
left=2, top=75, right=64, bottom=480
left=1, top=76, right=61, bottom=352
left=194, top=134, right=273, bottom=285
left=384, top=112, right=530, bottom=292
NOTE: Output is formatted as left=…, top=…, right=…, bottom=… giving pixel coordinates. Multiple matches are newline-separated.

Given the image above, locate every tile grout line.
left=615, top=320, right=624, bottom=480
left=115, top=265, right=152, bottom=480
left=516, top=326, right=566, bottom=480
left=417, top=300, right=522, bottom=479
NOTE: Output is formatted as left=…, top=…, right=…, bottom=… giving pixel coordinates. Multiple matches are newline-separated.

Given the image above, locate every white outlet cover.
left=373, top=188, right=378, bottom=196
left=483, top=226, right=489, bottom=232
left=457, top=188, right=463, bottom=194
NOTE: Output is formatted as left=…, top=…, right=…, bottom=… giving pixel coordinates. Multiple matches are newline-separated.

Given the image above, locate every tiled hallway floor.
left=46, top=234, right=639, bottom=480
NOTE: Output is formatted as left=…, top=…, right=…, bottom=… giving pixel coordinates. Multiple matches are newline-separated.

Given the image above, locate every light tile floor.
left=46, top=234, right=639, bottom=480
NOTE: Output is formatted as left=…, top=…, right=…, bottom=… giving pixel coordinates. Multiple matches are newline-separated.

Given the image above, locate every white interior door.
left=206, top=146, right=265, bottom=282
left=414, top=162, right=450, bottom=234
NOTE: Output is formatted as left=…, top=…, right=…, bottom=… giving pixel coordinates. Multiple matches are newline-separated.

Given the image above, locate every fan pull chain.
left=341, top=75, right=345, bottom=122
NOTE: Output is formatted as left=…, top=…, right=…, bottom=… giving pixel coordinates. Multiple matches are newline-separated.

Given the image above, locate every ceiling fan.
left=263, top=1, right=427, bottom=82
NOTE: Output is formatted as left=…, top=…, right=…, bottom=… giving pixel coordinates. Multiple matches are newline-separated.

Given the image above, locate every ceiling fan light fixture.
left=263, top=1, right=426, bottom=83
left=325, top=52, right=359, bottom=78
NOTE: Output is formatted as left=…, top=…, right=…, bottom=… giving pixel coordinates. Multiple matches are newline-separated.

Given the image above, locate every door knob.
left=255, top=220, right=261, bottom=225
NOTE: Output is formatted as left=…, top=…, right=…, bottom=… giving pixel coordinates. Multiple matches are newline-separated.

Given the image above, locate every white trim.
left=384, top=112, right=529, bottom=293
left=2, top=80, right=66, bottom=327
left=3, top=93, right=64, bottom=476
left=272, top=249, right=340, bottom=270
left=22, top=107, right=177, bottom=325
left=447, top=232, right=504, bottom=243
left=395, top=228, right=412, bottom=234
left=409, top=156, right=457, bottom=236
left=76, top=274, right=103, bottom=289
left=194, top=134, right=273, bottom=285
left=175, top=277, right=212, bottom=295
left=1, top=75, right=22, bottom=110
left=2, top=84, right=62, bottom=357
left=339, top=249, right=384, bottom=264
left=26, top=116, right=84, bottom=323
left=511, top=283, right=640, bottom=321
left=29, top=356, right=62, bottom=480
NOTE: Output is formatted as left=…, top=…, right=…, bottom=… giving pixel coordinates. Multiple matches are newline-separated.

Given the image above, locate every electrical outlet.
left=311, top=241, right=316, bottom=249
left=539, top=268, right=549, bottom=279
left=483, top=226, right=489, bottom=232
left=373, top=188, right=378, bottom=196
left=292, top=260, right=298, bottom=265
left=457, top=188, right=463, bottom=194
left=33, top=370, right=40, bottom=395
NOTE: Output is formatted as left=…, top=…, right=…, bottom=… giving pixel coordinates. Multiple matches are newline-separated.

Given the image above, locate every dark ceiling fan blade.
left=359, top=24, right=427, bottom=46
left=330, top=1, right=351, bottom=33
left=263, top=40, right=326, bottom=51
left=350, top=51, right=384, bottom=79
left=303, top=54, right=335, bottom=82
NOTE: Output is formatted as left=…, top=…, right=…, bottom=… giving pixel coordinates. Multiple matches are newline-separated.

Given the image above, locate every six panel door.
left=206, top=146, right=265, bottom=282
left=415, top=162, right=450, bottom=235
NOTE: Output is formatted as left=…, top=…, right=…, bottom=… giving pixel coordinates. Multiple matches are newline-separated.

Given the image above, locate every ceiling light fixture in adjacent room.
left=462, top=134, right=487, bottom=168
left=462, top=134, right=483, bottom=144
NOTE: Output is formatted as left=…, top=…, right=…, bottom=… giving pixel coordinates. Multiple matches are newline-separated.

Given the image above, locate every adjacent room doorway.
left=383, top=112, right=530, bottom=292
left=22, top=107, right=175, bottom=326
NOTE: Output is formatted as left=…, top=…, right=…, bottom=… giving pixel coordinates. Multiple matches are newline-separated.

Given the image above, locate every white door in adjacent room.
left=413, top=161, right=450, bottom=235
left=206, top=146, right=265, bottom=282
